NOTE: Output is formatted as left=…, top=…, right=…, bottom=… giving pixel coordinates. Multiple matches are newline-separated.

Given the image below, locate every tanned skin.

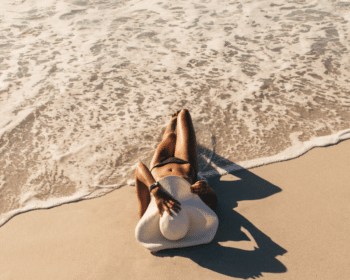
left=135, top=109, right=218, bottom=219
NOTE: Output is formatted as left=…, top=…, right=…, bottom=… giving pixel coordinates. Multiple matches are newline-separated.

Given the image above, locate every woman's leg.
left=174, top=109, right=198, bottom=182
left=149, top=112, right=179, bottom=169
left=162, top=111, right=179, bottom=140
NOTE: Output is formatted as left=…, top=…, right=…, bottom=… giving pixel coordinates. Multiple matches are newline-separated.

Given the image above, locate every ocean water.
left=1, top=0, right=350, bottom=226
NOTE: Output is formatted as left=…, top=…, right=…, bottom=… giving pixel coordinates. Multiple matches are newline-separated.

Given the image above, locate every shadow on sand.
left=153, top=144, right=287, bottom=279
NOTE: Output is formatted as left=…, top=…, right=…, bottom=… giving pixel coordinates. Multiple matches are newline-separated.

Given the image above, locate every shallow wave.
left=1, top=0, right=350, bottom=226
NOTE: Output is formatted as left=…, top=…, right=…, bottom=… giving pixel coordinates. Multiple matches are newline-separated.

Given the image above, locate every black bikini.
left=151, top=157, right=195, bottom=174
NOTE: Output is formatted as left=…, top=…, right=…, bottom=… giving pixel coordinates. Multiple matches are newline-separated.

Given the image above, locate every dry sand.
left=1, top=139, right=350, bottom=280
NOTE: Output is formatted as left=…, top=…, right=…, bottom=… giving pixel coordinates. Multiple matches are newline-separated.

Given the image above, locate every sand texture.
left=1, top=139, right=350, bottom=280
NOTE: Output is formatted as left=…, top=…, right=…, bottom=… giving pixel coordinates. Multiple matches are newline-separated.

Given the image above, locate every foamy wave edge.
left=0, top=184, right=122, bottom=227
left=2, top=129, right=349, bottom=227
left=197, top=129, right=350, bottom=180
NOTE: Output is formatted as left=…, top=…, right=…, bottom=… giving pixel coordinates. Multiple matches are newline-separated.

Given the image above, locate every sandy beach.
left=1, top=139, right=349, bottom=280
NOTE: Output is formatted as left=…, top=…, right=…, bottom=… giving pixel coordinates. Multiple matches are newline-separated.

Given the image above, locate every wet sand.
left=1, top=139, right=349, bottom=280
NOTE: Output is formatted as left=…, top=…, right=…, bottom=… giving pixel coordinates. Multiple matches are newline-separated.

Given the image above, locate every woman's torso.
left=151, top=162, right=194, bottom=185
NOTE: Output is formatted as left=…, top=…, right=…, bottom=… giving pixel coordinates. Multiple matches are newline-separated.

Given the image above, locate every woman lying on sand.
left=135, top=109, right=218, bottom=219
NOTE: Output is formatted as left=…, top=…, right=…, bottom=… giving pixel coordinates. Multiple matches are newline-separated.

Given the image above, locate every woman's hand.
left=152, top=187, right=181, bottom=217
left=190, top=180, right=211, bottom=195
left=191, top=181, right=218, bottom=211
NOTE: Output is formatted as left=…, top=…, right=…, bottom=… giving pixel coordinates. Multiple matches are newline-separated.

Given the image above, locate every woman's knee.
left=179, top=109, right=193, bottom=123
left=180, top=109, right=190, bottom=116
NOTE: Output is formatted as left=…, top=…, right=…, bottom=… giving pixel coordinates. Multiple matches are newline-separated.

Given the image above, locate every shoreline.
left=1, top=139, right=350, bottom=279
left=2, top=128, right=350, bottom=229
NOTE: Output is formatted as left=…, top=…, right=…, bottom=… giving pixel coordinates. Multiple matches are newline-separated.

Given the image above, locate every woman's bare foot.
left=171, top=110, right=180, bottom=119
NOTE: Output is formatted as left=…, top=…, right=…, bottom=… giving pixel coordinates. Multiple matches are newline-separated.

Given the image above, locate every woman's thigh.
left=150, top=132, right=176, bottom=169
left=174, top=109, right=198, bottom=175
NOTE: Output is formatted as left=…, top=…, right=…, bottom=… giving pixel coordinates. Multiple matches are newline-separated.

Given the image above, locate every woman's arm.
left=190, top=181, right=218, bottom=211
left=135, top=162, right=157, bottom=189
left=135, top=162, right=181, bottom=217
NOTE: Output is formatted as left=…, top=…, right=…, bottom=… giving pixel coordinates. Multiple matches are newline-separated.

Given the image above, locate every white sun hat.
left=135, top=176, right=219, bottom=252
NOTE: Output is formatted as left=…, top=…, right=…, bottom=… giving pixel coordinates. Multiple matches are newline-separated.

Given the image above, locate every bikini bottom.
left=151, top=157, right=195, bottom=175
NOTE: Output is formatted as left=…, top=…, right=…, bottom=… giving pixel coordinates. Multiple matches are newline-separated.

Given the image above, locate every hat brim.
left=135, top=176, right=219, bottom=251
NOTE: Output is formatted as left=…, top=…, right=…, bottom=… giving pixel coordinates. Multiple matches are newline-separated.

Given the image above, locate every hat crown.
left=159, top=210, right=190, bottom=241
left=158, top=176, right=192, bottom=241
